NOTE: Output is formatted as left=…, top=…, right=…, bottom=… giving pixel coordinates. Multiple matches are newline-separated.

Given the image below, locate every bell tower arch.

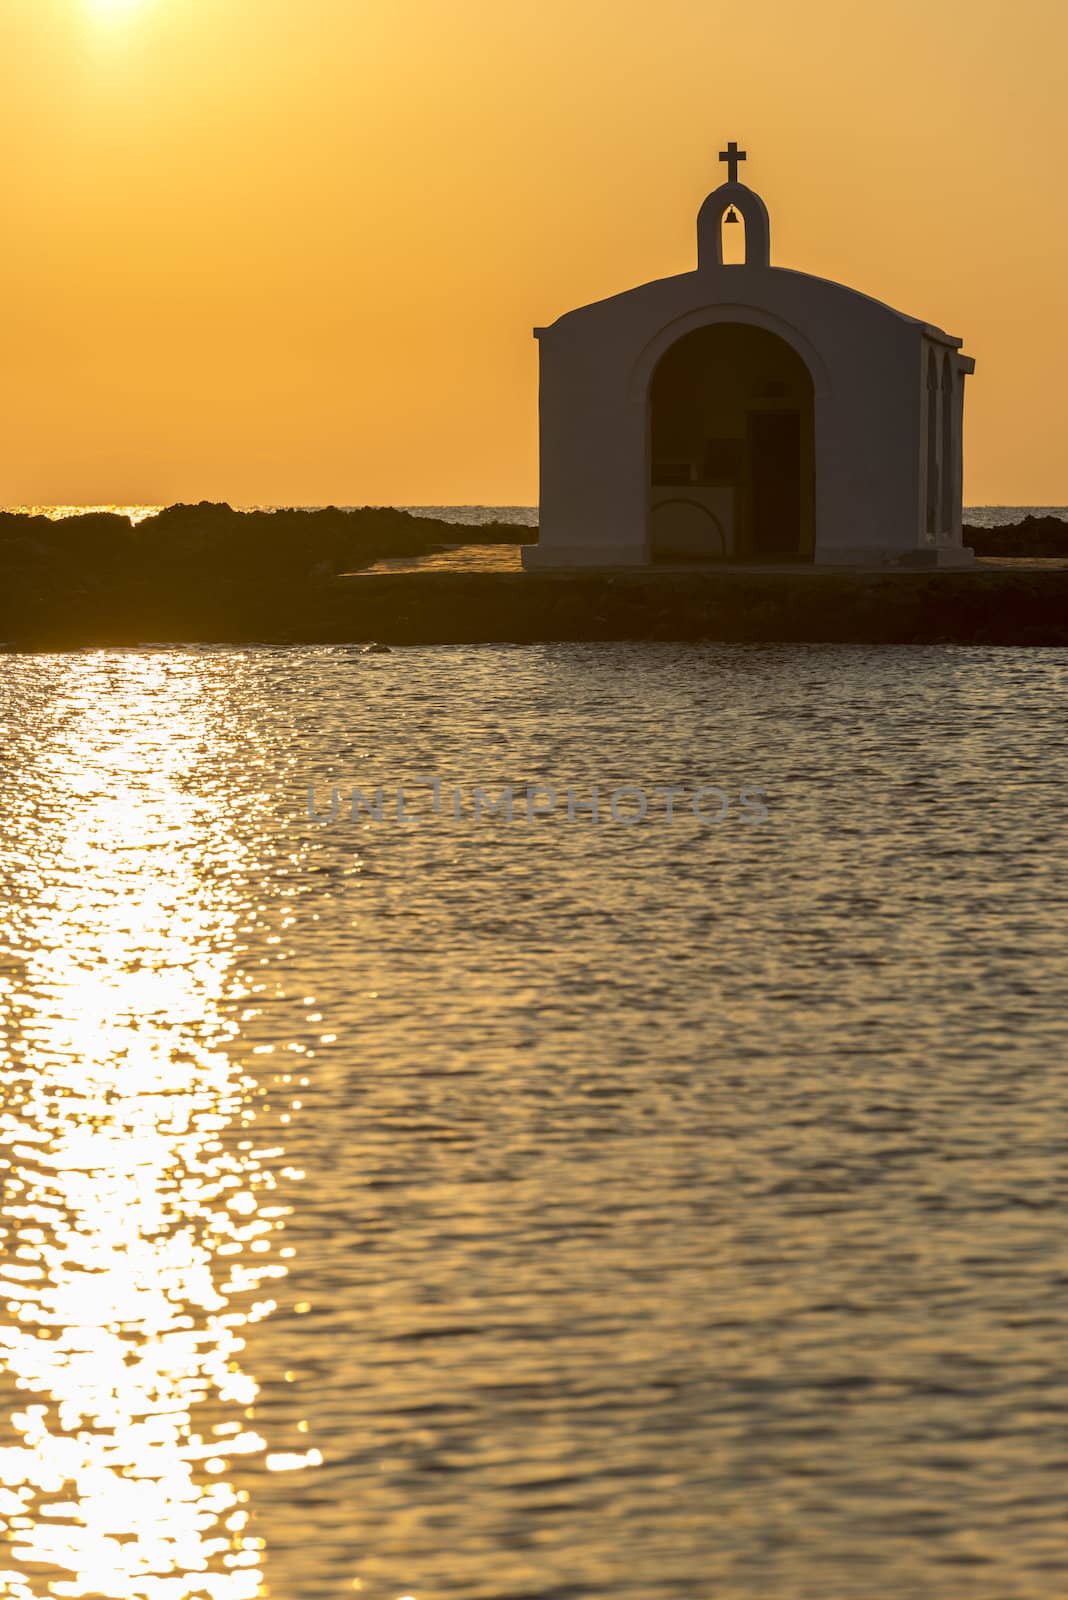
left=697, top=142, right=771, bottom=269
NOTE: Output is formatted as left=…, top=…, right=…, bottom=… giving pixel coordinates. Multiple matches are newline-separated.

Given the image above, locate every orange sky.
left=1, top=0, right=1065, bottom=507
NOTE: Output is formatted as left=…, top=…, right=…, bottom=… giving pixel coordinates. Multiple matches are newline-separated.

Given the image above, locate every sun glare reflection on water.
left=0, top=655, right=301, bottom=1600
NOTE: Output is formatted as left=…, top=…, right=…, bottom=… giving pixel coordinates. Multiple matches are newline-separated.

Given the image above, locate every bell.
left=725, top=207, right=740, bottom=224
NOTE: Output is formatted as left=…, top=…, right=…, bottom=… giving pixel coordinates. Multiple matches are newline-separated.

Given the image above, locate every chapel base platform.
left=321, top=563, right=1068, bottom=647
left=522, top=545, right=979, bottom=572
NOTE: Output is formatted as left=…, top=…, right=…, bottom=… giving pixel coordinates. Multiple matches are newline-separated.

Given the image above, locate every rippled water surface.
left=2, top=644, right=1067, bottom=1600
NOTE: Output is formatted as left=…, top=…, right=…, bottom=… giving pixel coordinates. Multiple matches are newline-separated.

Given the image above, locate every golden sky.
left=1, top=0, right=1065, bottom=507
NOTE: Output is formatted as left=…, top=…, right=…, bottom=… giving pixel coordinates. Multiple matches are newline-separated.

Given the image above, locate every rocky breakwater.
left=0, top=502, right=532, bottom=648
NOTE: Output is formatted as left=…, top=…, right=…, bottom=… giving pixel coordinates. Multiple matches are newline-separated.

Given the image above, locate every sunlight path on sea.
left=0, top=655, right=312, bottom=1600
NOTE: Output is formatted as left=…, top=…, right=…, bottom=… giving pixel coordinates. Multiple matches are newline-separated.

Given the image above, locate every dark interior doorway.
left=749, top=410, right=801, bottom=557
left=648, top=322, right=815, bottom=562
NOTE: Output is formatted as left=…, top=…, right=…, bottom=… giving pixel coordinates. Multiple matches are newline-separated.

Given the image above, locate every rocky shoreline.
left=964, top=515, right=1068, bottom=558
left=1, top=504, right=1067, bottom=649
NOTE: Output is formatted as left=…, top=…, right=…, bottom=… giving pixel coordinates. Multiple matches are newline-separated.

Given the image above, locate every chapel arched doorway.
left=647, top=322, right=815, bottom=562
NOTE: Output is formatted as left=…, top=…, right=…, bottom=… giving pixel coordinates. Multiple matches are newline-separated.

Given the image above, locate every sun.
left=87, top=0, right=147, bottom=16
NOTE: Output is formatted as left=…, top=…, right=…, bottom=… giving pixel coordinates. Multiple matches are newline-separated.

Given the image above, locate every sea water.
left=1, top=642, right=1067, bottom=1600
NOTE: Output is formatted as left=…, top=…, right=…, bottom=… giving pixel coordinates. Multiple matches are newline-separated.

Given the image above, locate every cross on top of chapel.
left=719, top=141, right=747, bottom=184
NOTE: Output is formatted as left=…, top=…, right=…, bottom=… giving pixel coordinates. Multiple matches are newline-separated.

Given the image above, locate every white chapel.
left=524, top=144, right=975, bottom=570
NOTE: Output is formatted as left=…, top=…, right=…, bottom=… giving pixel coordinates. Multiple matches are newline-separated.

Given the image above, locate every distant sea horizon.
left=4, top=503, right=1068, bottom=529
